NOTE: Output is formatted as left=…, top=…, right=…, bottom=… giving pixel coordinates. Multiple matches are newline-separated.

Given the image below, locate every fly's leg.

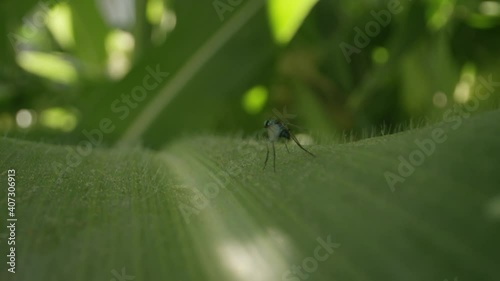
left=272, top=141, right=276, bottom=172
left=263, top=142, right=269, bottom=169
left=290, top=133, right=315, bottom=157
left=284, top=141, right=290, bottom=153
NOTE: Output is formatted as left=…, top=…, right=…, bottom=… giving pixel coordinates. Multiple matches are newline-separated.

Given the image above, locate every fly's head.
left=263, top=119, right=279, bottom=128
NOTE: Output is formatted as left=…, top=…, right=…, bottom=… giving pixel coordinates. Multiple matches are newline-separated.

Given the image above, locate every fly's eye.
left=264, top=120, right=269, bottom=128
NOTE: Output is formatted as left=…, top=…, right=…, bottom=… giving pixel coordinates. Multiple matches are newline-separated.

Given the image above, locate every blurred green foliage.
left=1, top=0, right=499, bottom=147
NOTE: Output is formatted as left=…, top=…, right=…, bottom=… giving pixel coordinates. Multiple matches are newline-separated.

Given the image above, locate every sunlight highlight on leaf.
left=105, top=30, right=134, bottom=79
left=267, top=0, right=318, bottom=45
left=217, top=232, right=290, bottom=281
left=146, top=0, right=164, bottom=25
left=46, top=2, right=75, bottom=49
left=17, top=51, right=77, bottom=84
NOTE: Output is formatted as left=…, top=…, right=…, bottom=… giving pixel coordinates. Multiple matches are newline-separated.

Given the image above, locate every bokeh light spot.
left=17, top=51, right=77, bottom=84
left=433, top=92, right=448, bottom=108
left=40, top=107, right=78, bottom=132
left=453, top=63, right=476, bottom=103
left=16, top=109, right=34, bottom=128
left=479, top=1, right=500, bottom=16
left=242, top=86, right=268, bottom=115
left=372, top=47, right=389, bottom=64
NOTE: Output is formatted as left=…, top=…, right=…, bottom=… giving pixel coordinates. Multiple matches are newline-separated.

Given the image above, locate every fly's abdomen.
left=279, top=125, right=290, bottom=139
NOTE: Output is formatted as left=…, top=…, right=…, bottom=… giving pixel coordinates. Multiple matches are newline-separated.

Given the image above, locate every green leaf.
left=78, top=0, right=276, bottom=148
left=69, top=0, right=110, bottom=78
left=1, top=109, right=499, bottom=280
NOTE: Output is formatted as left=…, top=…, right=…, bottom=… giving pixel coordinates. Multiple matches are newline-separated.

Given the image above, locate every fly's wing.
left=284, top=122, right=305, bottom=131
left=272, top=114, right=304, bottom=131
left=271, top=115, right=315, bottom=156
left=289, top=130, right=315, bottom=157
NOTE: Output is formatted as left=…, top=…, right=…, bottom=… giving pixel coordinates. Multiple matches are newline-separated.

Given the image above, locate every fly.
left=263, top=119, right=315, bottom=172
